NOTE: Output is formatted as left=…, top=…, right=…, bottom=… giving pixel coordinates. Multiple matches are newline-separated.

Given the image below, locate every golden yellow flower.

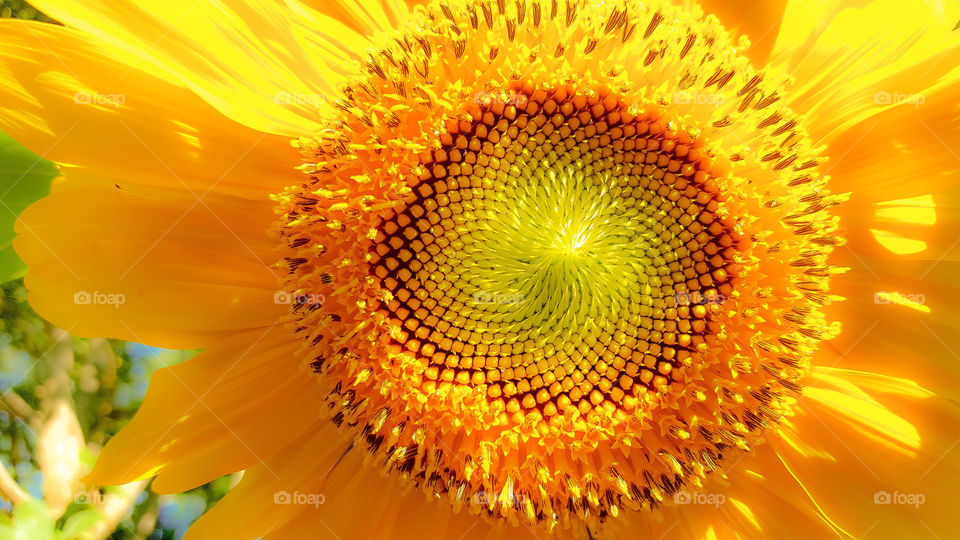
left=1, top=0, right=959, bottom=538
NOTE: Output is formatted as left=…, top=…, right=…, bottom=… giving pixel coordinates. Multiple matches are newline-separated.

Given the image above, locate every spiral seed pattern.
left=370, top=87, right=739, bottom=422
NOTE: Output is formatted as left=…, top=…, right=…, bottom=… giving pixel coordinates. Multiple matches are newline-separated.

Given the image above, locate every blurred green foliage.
left=0, top=0, right=53, bottom=21
left=0, top=131, right=57, bottom=283
left=1, top=280, right=233, bottom=540
left=0, top=3, right=59, bottom=282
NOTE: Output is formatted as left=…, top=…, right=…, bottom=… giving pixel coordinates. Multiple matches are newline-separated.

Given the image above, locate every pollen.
left=275, top=0, right=844, bottom=536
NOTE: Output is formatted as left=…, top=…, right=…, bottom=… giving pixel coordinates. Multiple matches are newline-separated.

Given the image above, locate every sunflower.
left=2, top=0, right=959, bottom=538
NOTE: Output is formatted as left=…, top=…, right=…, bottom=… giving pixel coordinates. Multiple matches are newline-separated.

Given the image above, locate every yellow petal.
left=86, top=326, right=318, bottom=492
left=0, top=20, right=301, bottom=199
left=184, top=428, right=357, bottom=540
left=259, top=451, right=509, bottom=540
left=771, top=367, right=960, bottom=538
left=803, top=382, right=921, bottom=455
left=295, top=0, right=414, bottom=35
left=29, top=0, right=355, bottom=134
left=769, top=0, right=960, bottom=141
left=692, top=0, right=788, bottom=63
left=824, top=257, right=960, bottom=401
left=15, top=184, right=284, bottom=348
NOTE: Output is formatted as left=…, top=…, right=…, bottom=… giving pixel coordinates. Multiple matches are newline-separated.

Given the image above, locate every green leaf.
left=0, top=130, right=58, bottom=283
left=10, top=498, right=56, bottom=540
left=58, top=509, right=105, bottom=540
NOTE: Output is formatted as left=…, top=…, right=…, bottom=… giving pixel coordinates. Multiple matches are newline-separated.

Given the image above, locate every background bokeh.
left=0, top=3, right=231, bottom=538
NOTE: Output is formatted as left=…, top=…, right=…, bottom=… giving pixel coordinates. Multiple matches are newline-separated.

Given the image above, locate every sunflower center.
left=369, top=88, right=736, bottom=423
left=276, top=0, right=840, bottom=536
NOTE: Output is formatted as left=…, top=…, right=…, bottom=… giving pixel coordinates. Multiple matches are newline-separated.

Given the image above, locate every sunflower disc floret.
left=275, top=0, right=843, bottom=535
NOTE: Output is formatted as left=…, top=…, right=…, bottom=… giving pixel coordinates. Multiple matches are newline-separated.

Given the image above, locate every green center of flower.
left=459, top=164, right=645, bottom=335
